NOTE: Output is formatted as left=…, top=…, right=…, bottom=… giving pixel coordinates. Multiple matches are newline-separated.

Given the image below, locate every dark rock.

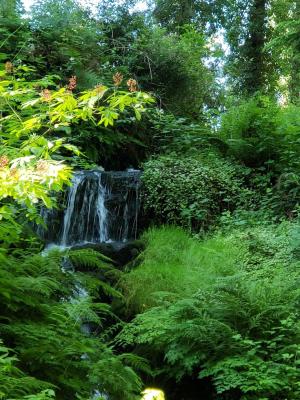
left=71, top=240, right=145, bottom=266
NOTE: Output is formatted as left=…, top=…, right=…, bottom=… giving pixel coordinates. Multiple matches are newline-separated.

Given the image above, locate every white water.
left=60, top=171, right=109, bottom=246
left=96, top=178, right=109, bottom=243
left=61, top=173, right=84, bottom=246
left=40, top=169, right=141, bottom=245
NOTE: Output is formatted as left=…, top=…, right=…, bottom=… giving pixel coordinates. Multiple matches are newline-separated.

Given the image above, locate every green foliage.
left=68, top=248, right=114, bottom=269
left=0, top=339, right=54, bottom=400
left=29, top=0, right=110, bottom=87
left=129, top=26, right=214, bottom=117
left=144, top=108, right=226, bottom=155
left=0, top=1, right=33, bottom=68
left=117, top=224, right=300, bottom=399
left=200, top=321, right=300, bottom=398
left=20, top=390, right=56, bottom=400
left=266, top=1, right=300, bottom=103
left=142, top=152, right=249, bottom=231
left=153, top=0, right=222, bottom=33
left=0, top=55, right=149, bottom=388
left=231, top=0, right=269, bottom=95
left=218, top=95, right=300, bottom=215
left=0, top=55, right=153, bottom=399
left=218, top=95, right=280, bottom=167
left=0, top=65, right=153, bottom=141
left=119, top=226, right=244, bottom=313
left=0, top=248, right=143, bottom=400
left=1, top=2, right=300, bottom=400
left=0, top=64, right=153, bottom=243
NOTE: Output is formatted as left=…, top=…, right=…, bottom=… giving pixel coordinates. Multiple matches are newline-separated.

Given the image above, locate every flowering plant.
left=0, top=64, right=154, bottom=243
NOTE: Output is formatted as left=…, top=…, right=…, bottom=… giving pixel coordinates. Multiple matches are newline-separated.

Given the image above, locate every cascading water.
left=40, top=169, right=141, bottom=246
left=61, top=171, right=109, bottom=246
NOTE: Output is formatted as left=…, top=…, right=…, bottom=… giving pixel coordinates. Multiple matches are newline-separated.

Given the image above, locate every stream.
left=40, top=169, right=145, bottom=399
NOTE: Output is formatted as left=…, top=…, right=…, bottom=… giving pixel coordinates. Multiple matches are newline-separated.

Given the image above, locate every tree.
left=29, top=0, right=105, bottom=86
left=220, top=0, right=272, bottom=95
left=0, top=0, right=31, bottom=66
left=154, top=0, right=195, bottom=29
left=153, top=0, right=223, bottom=33
left=128, top=26, right=214, bottom=117
left=0, top=0, right=23, bottom=18
left=240, top=0, right=268, bottom=94
left=267, top=0, right=300, bottom=103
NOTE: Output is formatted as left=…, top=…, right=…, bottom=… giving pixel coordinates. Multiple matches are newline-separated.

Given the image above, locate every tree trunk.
left=241, top=0, right=267, bottom=94
left=289, top=3, right=300, bottom=103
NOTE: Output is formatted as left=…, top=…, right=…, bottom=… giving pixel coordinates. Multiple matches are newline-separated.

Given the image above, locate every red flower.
left=127, top=78, right=138, bottom=92
left=0, top=155, right=9, bottom=168
left=67, top=76, right=77, bottom=91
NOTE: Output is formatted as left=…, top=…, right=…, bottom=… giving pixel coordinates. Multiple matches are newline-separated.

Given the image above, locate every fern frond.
left=68, top=249, right=114, bottom=270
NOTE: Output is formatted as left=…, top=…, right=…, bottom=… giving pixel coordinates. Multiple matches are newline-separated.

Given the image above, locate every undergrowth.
left=117, top=224, right=300, bottom=399
left=120, top=226, right=245, bottom=313
left=0, top=248, right=144, bottom=400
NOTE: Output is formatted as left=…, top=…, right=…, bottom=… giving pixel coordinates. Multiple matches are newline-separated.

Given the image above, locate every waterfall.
left=60, top=171, right=109, bottom=246
left=40, top=169, right=141, bottom=246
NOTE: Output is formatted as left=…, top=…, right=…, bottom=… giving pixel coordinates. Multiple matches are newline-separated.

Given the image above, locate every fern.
left=118, top=353, right=153, bottom=377
left=117, top=226, right=300, bottom=398
left=68, top=249, right=114, bottom=270
left=20, top=390, right=56, bottom=400
left=0, top=249, right=143, bottom=400
left=0, top=340, right=54, bottom=399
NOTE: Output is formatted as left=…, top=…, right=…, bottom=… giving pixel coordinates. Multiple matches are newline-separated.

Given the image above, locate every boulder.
left=71, top=240, right=145, bottom=266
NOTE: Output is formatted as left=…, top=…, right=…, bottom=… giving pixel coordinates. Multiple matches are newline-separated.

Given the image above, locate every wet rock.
left=71, top=240, right=145, bottom=266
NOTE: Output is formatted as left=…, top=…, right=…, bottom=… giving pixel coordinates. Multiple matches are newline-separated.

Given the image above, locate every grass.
left=120, top=226, right=246, bottom=313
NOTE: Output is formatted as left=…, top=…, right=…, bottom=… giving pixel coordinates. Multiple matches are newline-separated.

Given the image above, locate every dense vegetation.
left=119, top=224, right=300, bottom=399
left=0, top=0, right=299, bottom=399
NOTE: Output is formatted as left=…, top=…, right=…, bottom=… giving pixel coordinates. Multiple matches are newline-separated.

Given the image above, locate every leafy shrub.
left=142, top=153, right=250, bottom=231
left=219, top=97, right=300, bottom=174
left=218, top=96, right=300, bottom=215
left=218, top=95, right=280, bottom=168
left=270, top=104, right=300, bottom=213
left=143, top=108, right=228, bottom=156
left=218, top=213, right=300, bottom=275
left=0, top=339, right=55, bottom=400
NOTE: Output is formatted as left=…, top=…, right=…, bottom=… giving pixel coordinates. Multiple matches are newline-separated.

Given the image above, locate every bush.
left=218, top=95, right=280, bottom=168
left=218, top=96, right=300, bottom=216
left=142, top=153, right=250, bottom=232
left=219, top=96, right=300, bottom=174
